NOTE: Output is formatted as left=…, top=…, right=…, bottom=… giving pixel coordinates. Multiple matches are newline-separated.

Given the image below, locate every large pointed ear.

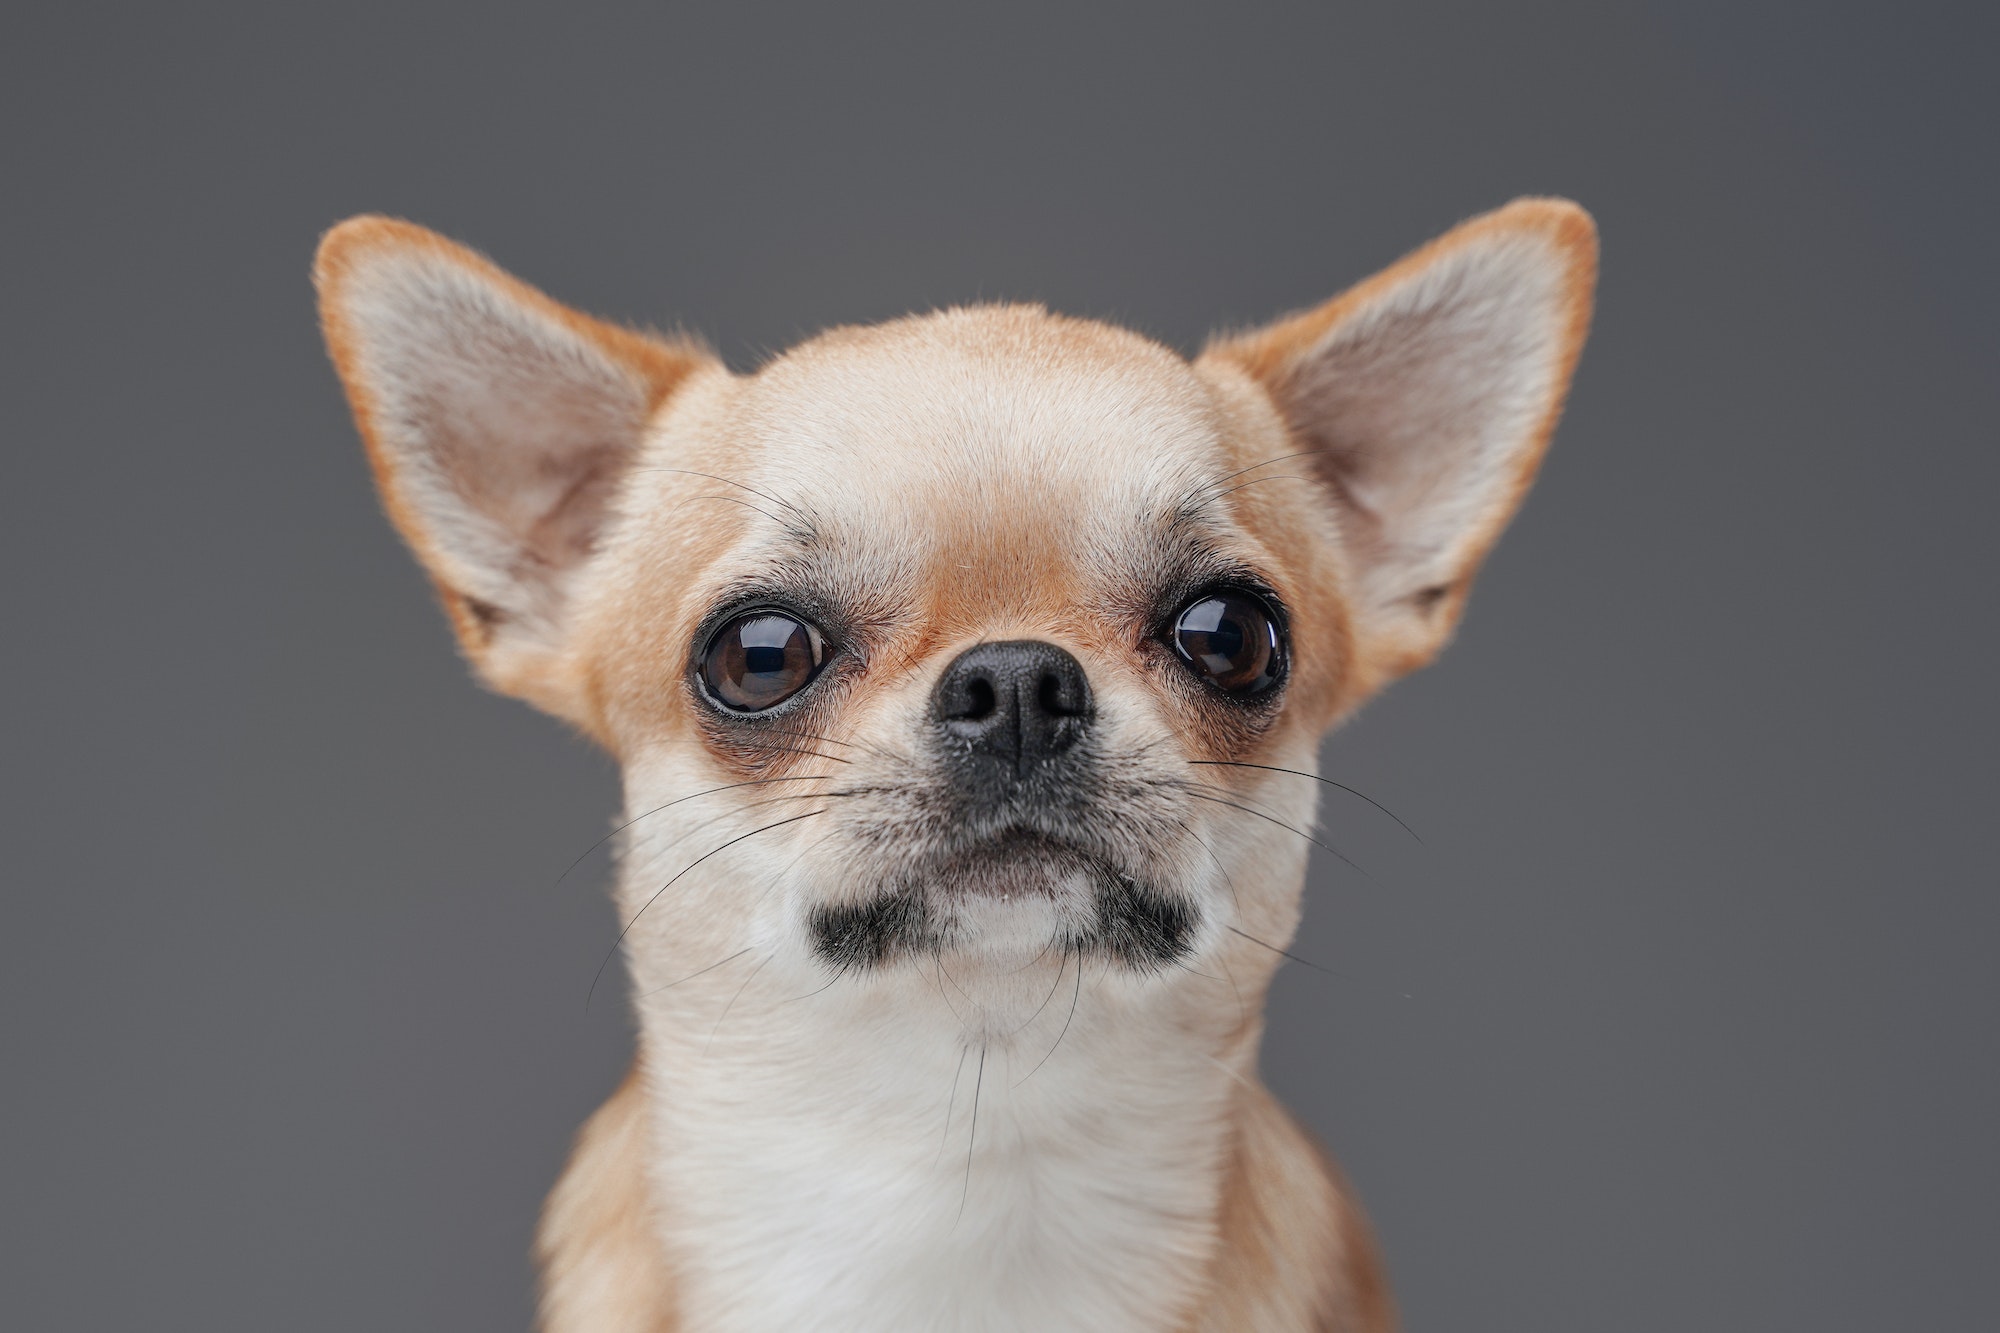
left=1202, top=197, right=1597, bottom=680
left=314, top=217, right=715, bottom=717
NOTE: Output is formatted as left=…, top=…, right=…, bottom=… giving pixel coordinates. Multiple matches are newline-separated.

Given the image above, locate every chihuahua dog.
left=315, top=198, right=1595, bottom=1332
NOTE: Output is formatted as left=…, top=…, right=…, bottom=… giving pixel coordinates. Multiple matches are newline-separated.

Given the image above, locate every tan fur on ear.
left=313, top=217, right=715, bottom=724
left=1203, top=197, right=1597, bottom=682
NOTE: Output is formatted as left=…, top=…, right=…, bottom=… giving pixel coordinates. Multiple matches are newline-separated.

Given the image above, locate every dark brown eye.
left=1169, top=590, right=1285, bottom=696
left=700, top=610, right=828, bottom=711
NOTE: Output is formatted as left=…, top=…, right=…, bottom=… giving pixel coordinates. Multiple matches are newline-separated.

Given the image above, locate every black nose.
left=933, top=640, right=1094, bottom=778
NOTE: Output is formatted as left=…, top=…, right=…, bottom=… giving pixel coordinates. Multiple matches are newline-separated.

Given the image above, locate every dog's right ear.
left=314, top=218, right=715, bottom=721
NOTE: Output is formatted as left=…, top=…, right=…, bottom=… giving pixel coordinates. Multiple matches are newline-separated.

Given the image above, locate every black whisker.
left=1014, top=958, right=1083, bottom=1088
left=636, top=947, right=754, bottom=998
left=936, top=954, right=982, bottom=1022
left=755, top=725, right=900, bottom=764
left=1208, top=472, right=1315, bottom=501
left=1004, top=933, right=1060, bottom=977
left=621, top=785, right=849, bottom=852
left=745, top=741, right=856, bottom=767
left=1187, top=760, right=1422, bottom=843
left=778, top=960, right=854, bottom=1004
left=955, top=1044, right=986, bottom=1228
left=1216, top=953, right=1248, bottom=1030
left=668, top=491, right=790, bottom=529
left=753, top=826, right=849, bottom=908
left=1225, top=924, right=1344, bottom=977
left=1181, top=788, right=1370, bottom=878
left=925, top=952, right=969, bottom=1027
left=552, top=774, right=835, bottom=892
left=640, top=467, right=815, bottom=529
left=1180, top=448, right=1330, bottom=516
left=1210, top=447, right=1330, bottom=487
left=935, top=1044, right=971, bottom=1169
left=588, top=808, right=827, bottom=1010
left=1187, top=827, right=1244, bottom=917
left=1009, top=949, right=1073, bottom=1038
left=704, top=954, right=772, bottom=1053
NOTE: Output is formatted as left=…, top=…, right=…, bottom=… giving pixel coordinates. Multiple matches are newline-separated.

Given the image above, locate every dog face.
left=315, top=202, right=1594, bottom=1018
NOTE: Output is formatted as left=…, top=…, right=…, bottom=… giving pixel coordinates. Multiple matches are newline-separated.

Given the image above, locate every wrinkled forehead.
left=712, top=308, right=1251, bottom=629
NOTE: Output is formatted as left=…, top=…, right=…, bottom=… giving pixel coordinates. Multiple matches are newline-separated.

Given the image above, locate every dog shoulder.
left=1192, top=1082, right=1397, bottom=1333
left=535, top=1064, right=678, bottom=1333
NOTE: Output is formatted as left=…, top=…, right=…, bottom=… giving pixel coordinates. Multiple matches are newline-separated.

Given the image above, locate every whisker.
left=1210, top=447, right=1329, bottom=487
left=636, top=947, right=754, bottom=998
left=778, top=961, right=853, bottom=1004
left=704, top=953, right=772, bottom=1053
left=619, top=786, right=851, bottom=862
left=1187, top=760, right=1422, bottom=843
left=1004, top=933, right=1059, bottom=977
left=639, top=467, right=815, bottom=529
left=1216, top=953, right=1248, bottom=1030
left=754, top=725, right=899, bottom=764
left=1014, top=958, right=1083, bottom=1087
left=667, top=491, right=790, bottom=529
left=955, top=1044, right=987, bottom=1228
left=1208, top=473, right=1314, bottom=501
left=551, top=774, right=835, bottom=892
left=743, top=741, right=856, bottom=767
left=934, top=1044, right=971, bottom=1169
left=1187, top=827, right=1244, bottom=917
left=926, top=952, right=969, bottom=1027
left=1180, top=448, right=1328, bottom=515
left=936, top=954, right=983, bottom=1025
left=588, top=808, right=827, bottom=1010
left=1180, top=788, right=1370, bottom=878
left=1226, top=924, right=1345, bottom=978
left=1009, top=949, right=1073, bottom=1038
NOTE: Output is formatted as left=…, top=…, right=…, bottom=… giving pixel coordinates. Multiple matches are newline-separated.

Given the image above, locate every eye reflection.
left=1169, top=591, right=1284, bottom=696
left=701, top=610, right=827, bottom=711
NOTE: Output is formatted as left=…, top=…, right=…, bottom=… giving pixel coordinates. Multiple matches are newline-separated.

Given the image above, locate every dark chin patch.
left=809, top=890, right=933, bottom=970
left=807, top=865, right=1196, bottom=974
left=1067, top=872, right=1197, bottom=971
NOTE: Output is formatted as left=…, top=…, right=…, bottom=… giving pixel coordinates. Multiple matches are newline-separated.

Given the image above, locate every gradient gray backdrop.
left=5, top=3, right=1995, bottom=1329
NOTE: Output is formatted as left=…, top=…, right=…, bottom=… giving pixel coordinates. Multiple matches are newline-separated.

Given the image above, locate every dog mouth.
left=806, top=831, right=1197, bottom=973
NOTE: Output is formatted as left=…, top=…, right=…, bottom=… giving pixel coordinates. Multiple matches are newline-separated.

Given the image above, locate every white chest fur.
left=633, top=943, right=1249, bottom=1333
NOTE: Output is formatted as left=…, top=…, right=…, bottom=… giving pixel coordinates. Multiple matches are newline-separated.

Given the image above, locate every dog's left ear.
left=314, top=217, right=716, bottom=723
left=1203, top=197, right=1597, bottom=681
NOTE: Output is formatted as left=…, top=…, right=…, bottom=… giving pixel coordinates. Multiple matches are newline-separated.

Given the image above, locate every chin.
left=808, top=833, right=1201, bottom=973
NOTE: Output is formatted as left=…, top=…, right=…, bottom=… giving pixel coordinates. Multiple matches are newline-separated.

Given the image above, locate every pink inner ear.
left=419, top=371, right=645, bottom=574
left=330, top=243, right=674, bottom=625
left=1238, top=223, right=1587, bottom=616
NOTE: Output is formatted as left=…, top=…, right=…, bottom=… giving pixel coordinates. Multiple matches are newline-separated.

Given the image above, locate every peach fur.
left=312, top=199, right=1596, bottom=1333
left=1202, top=197, right=1599, bottom=684
left=312, top=216, right=716, bottom=741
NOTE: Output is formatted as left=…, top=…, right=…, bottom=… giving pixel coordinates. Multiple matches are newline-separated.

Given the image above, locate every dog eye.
left=1168, top=590, right=1285, bottom=696
left=700, top=610, right=828, bottom=711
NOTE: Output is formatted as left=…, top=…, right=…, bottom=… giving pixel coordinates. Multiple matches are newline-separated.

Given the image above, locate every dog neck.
left=623, top=908, right=1266, bottom=1332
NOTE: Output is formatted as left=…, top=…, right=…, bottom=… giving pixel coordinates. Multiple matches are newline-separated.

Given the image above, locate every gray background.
left=4, top=2, right=1995, bottom=1329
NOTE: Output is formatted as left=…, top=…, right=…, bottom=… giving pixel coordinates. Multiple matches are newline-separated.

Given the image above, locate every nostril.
left=1038, top=670, right=1081, bottom=717
left=933, top=641, right=1092, bottom=751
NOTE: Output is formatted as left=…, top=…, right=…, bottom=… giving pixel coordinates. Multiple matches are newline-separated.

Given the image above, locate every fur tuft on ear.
left=1203, top=197, right=1597, bottom=679
left=314, top=217, right=715, bottom=715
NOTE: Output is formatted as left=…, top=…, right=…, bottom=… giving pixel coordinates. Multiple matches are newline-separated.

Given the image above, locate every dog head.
left=315, top=201, right=1594, bottom=1021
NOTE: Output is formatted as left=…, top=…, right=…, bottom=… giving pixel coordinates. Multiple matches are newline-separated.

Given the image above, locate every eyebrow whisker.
left=641, top=467, right=816, bottom=528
